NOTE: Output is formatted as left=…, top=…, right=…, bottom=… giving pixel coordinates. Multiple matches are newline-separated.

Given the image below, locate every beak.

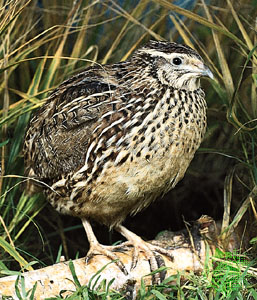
left=187, top=62, right=214, bottom=80
left=201, top=65, right=214, bottom=79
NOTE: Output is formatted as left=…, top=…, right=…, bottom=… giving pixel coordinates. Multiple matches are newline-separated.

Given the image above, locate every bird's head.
left=134, top=40, right=213, bottom=91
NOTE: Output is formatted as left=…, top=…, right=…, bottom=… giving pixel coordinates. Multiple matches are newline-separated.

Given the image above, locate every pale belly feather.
left=52, top=123, right=202, bottom=227
left=49, top=88, right=206, bottom=227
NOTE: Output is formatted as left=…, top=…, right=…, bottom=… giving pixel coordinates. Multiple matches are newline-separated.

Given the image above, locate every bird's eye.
left=172, top=57, right=182, bottom=65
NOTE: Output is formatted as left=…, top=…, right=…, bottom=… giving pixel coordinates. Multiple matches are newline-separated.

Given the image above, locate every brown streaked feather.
left=23, top=41, right=210, bottom=227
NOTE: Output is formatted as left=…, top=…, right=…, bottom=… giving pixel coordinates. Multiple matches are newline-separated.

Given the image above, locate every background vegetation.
left=0, top=0, right=256, bottom=298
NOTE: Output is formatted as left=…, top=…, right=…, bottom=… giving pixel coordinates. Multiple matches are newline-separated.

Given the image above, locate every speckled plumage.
left=24, top=40, right=213, bottom=276
left=24, top=41, right=212, bottom=229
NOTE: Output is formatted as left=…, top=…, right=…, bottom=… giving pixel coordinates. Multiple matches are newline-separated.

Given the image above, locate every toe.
left=130, top=246, right=140, bottom=270
left=86, top=243, right=129, bottom=275
left=147, top=243, right=174, bottom=261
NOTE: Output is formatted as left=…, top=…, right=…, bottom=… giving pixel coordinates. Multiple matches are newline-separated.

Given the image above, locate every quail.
left=24, top=40, right=213, bottom=276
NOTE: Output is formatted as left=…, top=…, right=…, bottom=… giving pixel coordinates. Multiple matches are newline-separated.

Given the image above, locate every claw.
left=82, top=219, right=129, bottom=275
left=115, top=225, right=174, bottom=284
left=85, top=243, right=129, bottom=275
left=82, top=219, right=173, bottom=283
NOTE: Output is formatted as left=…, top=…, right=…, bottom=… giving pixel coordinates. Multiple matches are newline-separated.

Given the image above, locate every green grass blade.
left=152, top=0, right=246, bottom=47
left=0, top=236, right=33, bottom=271
left=68, top=260, right=81, bottom=288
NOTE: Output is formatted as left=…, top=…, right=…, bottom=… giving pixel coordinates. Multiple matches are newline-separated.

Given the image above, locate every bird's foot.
left=85, top=242, right=129, bottom=275
left=123, top=239, right=173, bottom=268
left=116, top=225, right=174, bottom=284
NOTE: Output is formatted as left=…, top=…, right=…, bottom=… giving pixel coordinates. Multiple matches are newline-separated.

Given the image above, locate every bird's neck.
left=174, top=78, right=201, bottom=91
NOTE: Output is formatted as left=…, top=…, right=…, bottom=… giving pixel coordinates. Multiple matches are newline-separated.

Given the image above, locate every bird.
left=23, top=40, right=213, bottom=277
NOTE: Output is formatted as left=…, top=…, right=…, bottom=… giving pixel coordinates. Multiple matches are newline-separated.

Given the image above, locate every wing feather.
left=23, top=67, right=121, bottom=182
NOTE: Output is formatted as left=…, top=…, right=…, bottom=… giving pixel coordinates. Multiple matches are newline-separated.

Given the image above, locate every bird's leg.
left=82, top=218, right=128, bottom=275
left=115, top=224, right=174, bottom=283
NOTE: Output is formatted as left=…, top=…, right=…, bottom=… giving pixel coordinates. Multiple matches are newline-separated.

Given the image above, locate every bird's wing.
left=23, top=67, right=123, bottom=183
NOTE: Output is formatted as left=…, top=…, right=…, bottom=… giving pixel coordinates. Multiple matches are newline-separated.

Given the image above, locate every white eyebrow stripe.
left=139, top=49, right=189, bottom=59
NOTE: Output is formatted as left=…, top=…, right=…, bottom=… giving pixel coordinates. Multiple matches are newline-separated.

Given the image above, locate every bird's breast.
left=61, top=87, right=207, bottom=226
left=98, top=88, right=206, bottom=201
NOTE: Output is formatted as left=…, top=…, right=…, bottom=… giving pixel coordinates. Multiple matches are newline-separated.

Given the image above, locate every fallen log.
left=0, top=216, right=242, bottom=299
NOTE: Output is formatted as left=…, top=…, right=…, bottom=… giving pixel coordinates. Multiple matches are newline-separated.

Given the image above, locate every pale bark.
left=0, top=216, right=240, bottom=299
